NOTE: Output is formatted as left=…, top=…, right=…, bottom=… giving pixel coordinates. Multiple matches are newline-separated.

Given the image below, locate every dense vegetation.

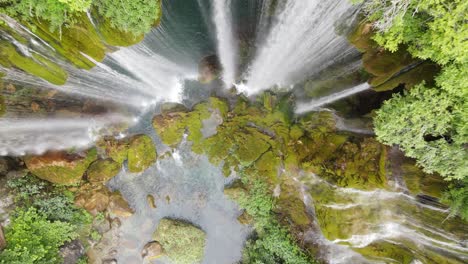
left=0, top=0, right=161, bottom=34
left=0, top=175, right=92, bottom=263
left=238, top=179, right=314, bottom=264
left=356, top=0, right=467, bottom=219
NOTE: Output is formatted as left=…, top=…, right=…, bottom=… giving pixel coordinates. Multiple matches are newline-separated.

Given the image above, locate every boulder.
left=87, top=159, right=121, bottom=183
left=60, top=240, right=85, bottom=264
left=198, top=54, right=221, bottom=84
left=74, top=184, right=110, bottom=216
left=24, top=149, right=98, bottom=185
left=153, top=218, right=206, bottom=264
left=128, top=135, right=157, bottom=173
left=96, top=137, right=129, bottom=165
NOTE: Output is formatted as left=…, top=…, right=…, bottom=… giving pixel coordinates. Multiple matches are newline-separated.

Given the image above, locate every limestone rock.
left=74, top=184, right=110, bottom=216
left=108, top=192, right=134, bottom=218
left=24, top=149, right=98, bottom=185
left=87, top=159, right=121, bottom=183
left=153, top=218, right=206, bottom=264
left=128, top=134, right=157, bottom=173
left=141, top=241, right=163, bottom=260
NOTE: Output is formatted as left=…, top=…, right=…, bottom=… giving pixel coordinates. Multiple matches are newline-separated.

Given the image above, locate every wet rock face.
left=127, top=134, right=157, bottom=173
left=152, top=218, right=206, bottom=264
left=24, top=149, right=98, bottom=185
left=198, top=54, right=221, bottom=84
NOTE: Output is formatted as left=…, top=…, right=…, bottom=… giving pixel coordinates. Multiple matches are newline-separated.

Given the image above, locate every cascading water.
left=295, top=83, right=370, bottom=113
left=1, top=1, right=467, bottom=264
left=212, top=0, right=238, bottom=87
left=241, top=0, right=360, bottom=94
left=0, top=115, right=130, bottom=156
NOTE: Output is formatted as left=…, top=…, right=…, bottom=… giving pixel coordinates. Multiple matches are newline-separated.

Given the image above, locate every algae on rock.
left=86, top=158, right=121, bottom=183
left=128, top=134, right=157, bottom=173
left=152, top=218, right=206, bottom=264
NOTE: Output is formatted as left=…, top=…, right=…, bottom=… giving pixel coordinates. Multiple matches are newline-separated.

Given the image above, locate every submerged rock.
left=127, top=134, right=157, bottom=173
left=86, top=158, right=121, bottom=183
left=108, top=192, right=134, bottom=218
left=24, top=149, right=98, bottom=185
left=152, top=218, right=206, bottom=264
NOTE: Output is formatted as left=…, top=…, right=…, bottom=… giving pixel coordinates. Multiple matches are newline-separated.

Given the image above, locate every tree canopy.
left=358, top=0, right=468, bottom=219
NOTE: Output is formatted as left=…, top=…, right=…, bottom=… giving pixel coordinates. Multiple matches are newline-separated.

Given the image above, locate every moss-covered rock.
left=152, top=218, right=206, bottom=264
left=0, top=41, right=68, bottom=85
left=128, top=134, right=157, bottom=173
left=96, top=136, right=130, bottom=165
left=24, top=149, right=98, bottom=185
left=86, top=158, right=121, bottom=183
left=27, top=14, right=106, bottom=70
left=402, top=162, right=446, bottom=199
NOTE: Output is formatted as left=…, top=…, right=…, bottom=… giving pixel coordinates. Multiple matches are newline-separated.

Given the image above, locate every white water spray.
left=296, top=83, right=370, bottom=113
left=243, top=0, right=358, bottom=94
left=212, top=0, right=238, bottom=87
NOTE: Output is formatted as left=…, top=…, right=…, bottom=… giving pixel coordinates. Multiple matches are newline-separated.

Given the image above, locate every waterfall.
left=295, top=83, right=370, bottom=113
left=0, top=114, right=130, bottom=156
left=212, top=0, right=238, bottom=87
left=242, top=0, right=359, bottom=94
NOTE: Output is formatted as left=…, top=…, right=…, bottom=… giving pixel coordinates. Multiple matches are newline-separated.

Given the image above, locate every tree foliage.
left=359, top=0, right=468, bottom=219
left=0, top=208, right=77, bottom=264
left=0, top=0, right=161, bottom=35
left=358, top=0, right=468, bottom=65
left=0, top=0, right=91, bottom=31
left=93, top=0, right=161, bottom=35
left=374, top=83, right=467, bottom=180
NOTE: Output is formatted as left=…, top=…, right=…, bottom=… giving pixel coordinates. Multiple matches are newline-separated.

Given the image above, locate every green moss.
left=153, top=218, right=206, bottom=264
left=0, top=41, right=68, bottom=85
left=86, top=158, right=121, bottom=183
left=353, top=241, right=415, bottom=264
left=128, top=134, right=157, bottom=173
left=96, top=137, right=130, bottom=164
left=25, top=149, right=98, bottom=185
left=28, top=14, right=106, bottom=69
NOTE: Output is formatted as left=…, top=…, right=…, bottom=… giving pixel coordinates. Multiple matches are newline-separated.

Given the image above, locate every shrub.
left=0, top=208, right=77, bottom=264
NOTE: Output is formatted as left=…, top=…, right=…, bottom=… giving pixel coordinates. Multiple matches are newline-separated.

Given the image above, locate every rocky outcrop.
left=348, top=22, right=439, bottom=91
left=24, top=149, right=97, bottom=185
left=152, top=218, right=206, bottom=264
